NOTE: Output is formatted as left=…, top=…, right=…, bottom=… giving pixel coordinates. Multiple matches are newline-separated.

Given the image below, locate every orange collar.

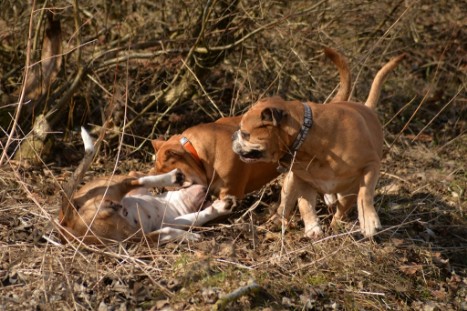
left=179, top=136, right=203, bottom=168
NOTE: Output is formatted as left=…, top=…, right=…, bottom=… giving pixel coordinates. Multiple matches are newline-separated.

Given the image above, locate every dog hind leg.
left=357, top=165, right=382, bottom=237
left=330, top=191, right=357, bottom=230
left=173, top=196, right=237, bottom=227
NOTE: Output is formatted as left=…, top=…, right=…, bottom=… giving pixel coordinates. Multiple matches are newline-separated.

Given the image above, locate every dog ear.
left=261, top=107, right=285, bottom=126
left=151, top=139, right=166, bottom=152
left=167, top=149, right=183, bottom=158
left=164, top=145, right=185, bottom=159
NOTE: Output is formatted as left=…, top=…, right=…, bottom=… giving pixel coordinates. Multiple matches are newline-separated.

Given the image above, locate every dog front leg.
left=145, top=227, right=201, bottom=245
left=269, top=172, right=299, bottom=230
left=136, top=169, right=185, bottom=188
left=297, top=188, right=322, bottom=238
left=357, top=165, right=382, bottom=237
left=173, top=196, right=237, bottom=227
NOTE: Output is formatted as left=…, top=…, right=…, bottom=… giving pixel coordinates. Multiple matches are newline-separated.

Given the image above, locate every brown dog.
left=59, top=129, right=236, bottom=245
left=151, top=47, right=351, bottom=199
left=232, top=53, right=405, bottom=238
left=151, top=119, right=279, bottom=199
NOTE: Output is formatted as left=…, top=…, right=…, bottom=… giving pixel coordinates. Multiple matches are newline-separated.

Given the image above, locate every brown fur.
left=232, top=53, right=405, bottom=238
left=60, top=176, right=137, bottom=244
left=151, top=47, right=352, bottom=199
left=151, top=120, right=279, bottom=199
left=59, top=172, right=186, bottom=245
left=57, top=127, right=226, bottom=246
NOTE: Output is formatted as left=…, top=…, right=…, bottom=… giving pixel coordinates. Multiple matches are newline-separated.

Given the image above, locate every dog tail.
left=60, top=121, right=110, bottom=227
left=365, top=54, right=406, bottom=110
left=324, top=47, right=351, bottom=103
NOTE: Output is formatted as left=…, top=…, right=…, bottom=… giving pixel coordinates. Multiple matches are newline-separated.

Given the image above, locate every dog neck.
left=180, top=136, right=204, bottom=169
left=277, top=102, right=313, bottom=173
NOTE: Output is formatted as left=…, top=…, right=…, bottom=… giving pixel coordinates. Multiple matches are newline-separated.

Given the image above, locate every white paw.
left=184, top=231, right=201, bottom=242
left=223, top=195, right=238, bottom=213
left=212, top=195, right=237, bottom=215
left=304, top=223, right=323, bottom=239
left=323, top=194, right=337, bottom=207
left=360, top=213, right=381, bottom=237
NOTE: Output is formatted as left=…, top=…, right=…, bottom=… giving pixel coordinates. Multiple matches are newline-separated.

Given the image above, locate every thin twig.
left=0, top=1, right=36, bottom=165
left=411, top=85, right=464, bottom=142
left=212, top=279, right=261, bottom=311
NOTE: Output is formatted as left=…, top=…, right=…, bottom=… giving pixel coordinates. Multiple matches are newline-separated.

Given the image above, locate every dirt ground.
left=0, top=1, right=465, bottom=310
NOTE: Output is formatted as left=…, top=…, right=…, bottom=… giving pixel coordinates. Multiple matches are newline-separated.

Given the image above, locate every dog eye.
left=240, top=131, right=250, bottom=140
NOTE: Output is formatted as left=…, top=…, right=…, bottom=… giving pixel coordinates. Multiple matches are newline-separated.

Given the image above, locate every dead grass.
left=0, top=0, right=466, bottom=310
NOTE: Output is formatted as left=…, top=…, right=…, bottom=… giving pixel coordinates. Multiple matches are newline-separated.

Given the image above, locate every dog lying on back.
left=151, top=47, right=352, bottom=200
left=58, top=128, right=236, bottom=245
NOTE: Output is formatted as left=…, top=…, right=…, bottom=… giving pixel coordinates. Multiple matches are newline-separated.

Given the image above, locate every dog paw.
left=360, top=213, right=382, bottom=237
left=267, top=214, right=289, bottom=231
left=212, top=195, right=238, bottom=215
left=172, top=169, right=185, bottom=186
left=128, top=171, right=143, bottom=178
left=330, top=216, right=347, bottom=231
left=303, top=224, right=323, bottom=239
left=184, top=231, right=201, bottom=242
left=222, top=195, right=238, bottom=212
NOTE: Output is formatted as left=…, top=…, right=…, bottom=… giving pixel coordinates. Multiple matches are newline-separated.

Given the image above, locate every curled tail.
left=365, top=54, right=406, bottom=110
left=60, top=121, right=110, bottom=226
left=324, top=47, right=351, bottom=103
left=59, top=127, right=97, bottom=226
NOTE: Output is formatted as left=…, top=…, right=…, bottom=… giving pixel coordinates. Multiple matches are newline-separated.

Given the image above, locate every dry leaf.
left=399, top=264, right=423, bottom=275
left=430, top=288, right=447, bottom=300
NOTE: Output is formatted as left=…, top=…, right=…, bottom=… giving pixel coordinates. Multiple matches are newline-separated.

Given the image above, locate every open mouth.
left=239, top=149, right=263, bottom=162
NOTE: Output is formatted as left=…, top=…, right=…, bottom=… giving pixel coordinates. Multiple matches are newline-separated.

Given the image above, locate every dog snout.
left=232, top=130, right=239, bottom=142
left=232, top=130, right=250, bottom=142
left=240, top=130, right=250, bottom=141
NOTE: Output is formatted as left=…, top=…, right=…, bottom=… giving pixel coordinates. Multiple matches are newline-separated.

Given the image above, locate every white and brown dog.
left=232, top=53, right=405, bottom=238
left=58, top=128, right=235, bottom=245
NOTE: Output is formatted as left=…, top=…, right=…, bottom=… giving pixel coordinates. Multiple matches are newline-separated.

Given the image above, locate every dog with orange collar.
left=151, top=117, right=279, bottom=199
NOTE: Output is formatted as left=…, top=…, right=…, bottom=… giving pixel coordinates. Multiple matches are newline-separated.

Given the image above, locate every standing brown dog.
left=151, top=47, right=351, bottom=199
left=232, top=53, right=405, bottom=238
